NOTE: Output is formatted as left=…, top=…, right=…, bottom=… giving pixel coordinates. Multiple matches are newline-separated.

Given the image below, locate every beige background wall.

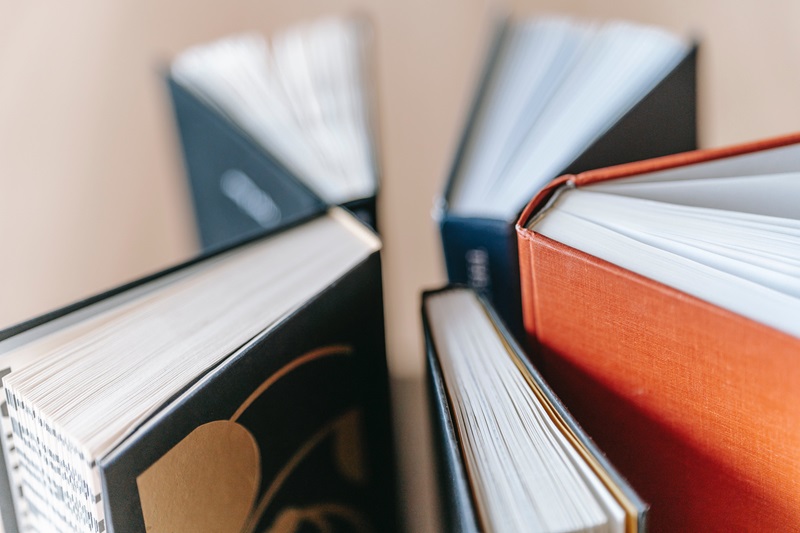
left=1, top=1, right=800, bottom=530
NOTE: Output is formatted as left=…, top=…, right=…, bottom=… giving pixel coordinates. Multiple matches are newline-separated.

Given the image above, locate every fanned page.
left=171, top=17, right=376, bottom=204
left=448, top=18, right=689, bottom=220
left=3, top=211, right=378, bottom=456
left=426, top=289, right=629, bottom=533
left=531, top=171, right=800, bottom=338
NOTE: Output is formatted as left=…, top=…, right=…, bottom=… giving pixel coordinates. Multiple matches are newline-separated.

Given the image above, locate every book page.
left=172, top=17, right=377, bottom=205
left=587, top=172, right=800, bottom=218
left=532, top=189, right=800, bottom=338
left=448, top=18, right=689, bottom=220
left=2, top=210, right=378, bottom=450
left=589, top=141, right=800, bottom=185
left=426, top=288, right=626, bottom=533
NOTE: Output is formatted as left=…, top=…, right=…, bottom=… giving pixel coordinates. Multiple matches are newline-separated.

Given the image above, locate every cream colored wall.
left=2, top=1, right=799, bottom=378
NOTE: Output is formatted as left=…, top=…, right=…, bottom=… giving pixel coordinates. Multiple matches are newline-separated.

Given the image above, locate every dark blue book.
left=167, top=18, right=380, bottom=251
left=438, top=18, right=698, bottom=341
left=167, top=77, right=327, bottom=251
left=0, top=209, right=397, bottom=533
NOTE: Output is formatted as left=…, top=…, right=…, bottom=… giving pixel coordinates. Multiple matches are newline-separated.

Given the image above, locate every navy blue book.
left=0, top=209, right=397, bottom=533
left=438, top=17, right=697, bottom=340
left=168, top=17, right=381, bottom=251
left=166, top=77, right=327, bottom=251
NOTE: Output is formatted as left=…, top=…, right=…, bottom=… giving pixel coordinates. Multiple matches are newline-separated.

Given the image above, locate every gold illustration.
left=333, top=409, right=367, bottom=485
left=137, top=344, right=371, bottom=533
left=241, top=410, right=367, bottom=533
left=230, top=345, right=354, bottom=422
left=136, top=420, right=260, bottom=533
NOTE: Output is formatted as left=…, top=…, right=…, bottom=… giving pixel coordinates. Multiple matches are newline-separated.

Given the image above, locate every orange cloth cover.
left=516, top=133, right=800, bottom=531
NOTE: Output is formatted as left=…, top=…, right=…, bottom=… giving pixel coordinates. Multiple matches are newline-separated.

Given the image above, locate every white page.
left=587, top=172, right=800, bottom=219
left=448, top=19, right=593, bottom=213
left=171, top=18, right=376, bottom=204
left=3, top=210, right=379, bottom=458
left=590, top=142, right=800, bottom=185
left=532, top=189, right=800, bottom=338
left=449, top=18, right=689, bottom=220
left=426, top=289, right=624, bottom=533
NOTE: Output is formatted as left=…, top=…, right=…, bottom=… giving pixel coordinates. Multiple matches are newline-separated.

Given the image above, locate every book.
left=515, top=132, right=800, bottom=531
left=438, top=17, right=697, bottom=340
left=168, top=16, right=380, bottom=250
left=0, top=209, right=397, bottom=533
left=423, top=286, right=646, bottom=533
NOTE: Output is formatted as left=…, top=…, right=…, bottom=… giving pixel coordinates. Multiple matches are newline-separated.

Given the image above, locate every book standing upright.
left=168, top=17, right=381, bottom=250
left=438, top=17, right=697, bottom=339
left=423, top=287, right=647, bottom=533
left=516, top=133, right=800, bottom=530
left=0, top=209, right=397, bottom=533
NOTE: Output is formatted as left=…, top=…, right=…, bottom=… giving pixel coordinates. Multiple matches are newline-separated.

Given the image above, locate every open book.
left=0, top=210, right=396, bottom=533
left=423, top=287, right=646, bottom=533
left=169, top=16, right=380, bottom=249
left=438, top=16, right=696, bottom=339
left=516, top=133, right=800, bottom=530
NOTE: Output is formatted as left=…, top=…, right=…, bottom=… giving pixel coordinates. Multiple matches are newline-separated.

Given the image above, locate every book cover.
left=438, top=19, right=697, bottom=341
left=516, top=133, right=800, bottom=531
left=0, top=210, right=397, bottom=533
left=167, top=77, right=328, bottom=251
left=104, top=253, right=395, bottom=533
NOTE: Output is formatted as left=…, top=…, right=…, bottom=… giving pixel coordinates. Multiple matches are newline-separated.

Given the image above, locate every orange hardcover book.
left=516, top=133, right=800, bottom=531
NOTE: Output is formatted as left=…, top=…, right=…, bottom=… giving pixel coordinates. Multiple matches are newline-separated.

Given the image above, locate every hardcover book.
left=0, top=209, right=397, bottom=533
left=423, top=286, right=646, bottom=533
left=168, top=16, right=381, bottom=250
left=516, top=132, right=800, bottom=530
left=438, top=17, right=697, bottom=339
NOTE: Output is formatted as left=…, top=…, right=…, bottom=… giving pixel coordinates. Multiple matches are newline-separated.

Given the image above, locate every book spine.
left=439, top=215, right=524, bottom=341
left=422, top=317, right=481, bottom=533
left=4, top=387, right=103, bottom=533
left=167, top=77, right=327, bottom=251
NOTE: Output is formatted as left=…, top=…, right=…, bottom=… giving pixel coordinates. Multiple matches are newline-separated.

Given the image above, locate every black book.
left=0, top=209, right=397, bottom=533
left=438, top=17, right=697, bottom=340
left=423, top=286, right=647, bottom=533
left=167, top=16, right=381, bottom=251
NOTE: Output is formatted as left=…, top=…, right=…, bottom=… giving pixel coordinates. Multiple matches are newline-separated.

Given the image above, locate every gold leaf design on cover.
left=136, top=420, right=260, bottom=533
left=137, top=344, right=371, bottom=533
